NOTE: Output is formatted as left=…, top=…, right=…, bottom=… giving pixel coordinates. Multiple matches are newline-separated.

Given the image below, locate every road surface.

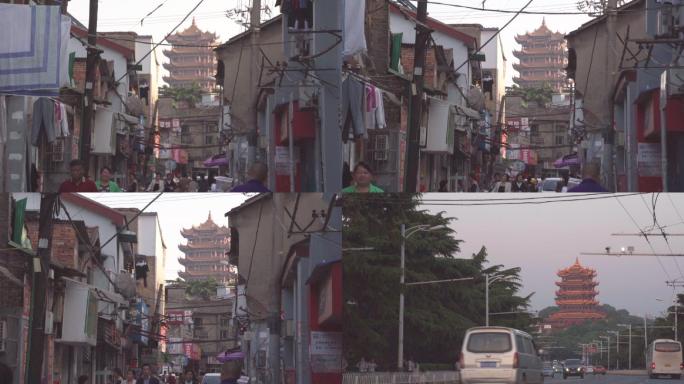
left=546, top=374, right=681, bottom=384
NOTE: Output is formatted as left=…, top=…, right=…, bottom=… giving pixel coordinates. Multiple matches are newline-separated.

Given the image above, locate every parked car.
left=563, top=359, right=584, bottom=379
left=539, top=177, right=581, bottom=192
left=201, top=373, right=221, bottom=384
left=460, top=326, right=544, bottom=384
left=553, top=364, right=564, bottom=375
left=543, top=365, right=555, bottom=378
left=594, top=365, right=607, bottom=375
left=584, top=366, right=594, bottom=374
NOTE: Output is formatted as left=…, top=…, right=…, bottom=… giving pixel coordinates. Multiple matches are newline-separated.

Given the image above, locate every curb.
left=607, top=370, right=647, bottom=376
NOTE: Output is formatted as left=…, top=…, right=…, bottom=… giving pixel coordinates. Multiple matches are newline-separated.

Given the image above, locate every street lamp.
left=485, top=273, right=515, bottom=327
left=617, top=323, right=633, bottom=370
left=607, top=330, right=620, bottom=370
left=657, top=298, right=679, bottom=342
left=398, top=223, right=447, bottom=370
left=599, top=336, right=611, bottom=371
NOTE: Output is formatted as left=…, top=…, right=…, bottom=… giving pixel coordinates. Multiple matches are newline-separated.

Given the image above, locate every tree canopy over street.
left=343, top=194, right=534, bottom=370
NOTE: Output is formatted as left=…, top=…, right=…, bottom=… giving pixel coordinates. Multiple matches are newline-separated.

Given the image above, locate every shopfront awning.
left=203, top=153, right=229, bottom=167
left=216, top=349, right=245, bottom=363
left=554, top=153, right=580, bottom=168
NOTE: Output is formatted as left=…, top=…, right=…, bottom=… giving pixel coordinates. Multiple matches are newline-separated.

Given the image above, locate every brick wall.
left=26, top=219, right=78, bottom=270
left=400, top=45, right=438, bottom=89
left=365, top=0, right=390, bottom=76
left=0, top=195, right=28, bottom=309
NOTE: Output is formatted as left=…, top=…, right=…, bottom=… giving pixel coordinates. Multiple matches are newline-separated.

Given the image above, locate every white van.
left=460, top=327, right=544, bottom=384
left=647, top=339, right=683, bottom=379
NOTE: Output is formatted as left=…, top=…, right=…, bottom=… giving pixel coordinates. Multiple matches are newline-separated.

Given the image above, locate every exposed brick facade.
left=0, top=195, right=27, bottom=309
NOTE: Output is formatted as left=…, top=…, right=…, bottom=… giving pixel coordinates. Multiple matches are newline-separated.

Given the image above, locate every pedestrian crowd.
left=57, top=160, right=272, bottom=193
left=342, top=160, right=608, bottom=193
left=59, top=361, right=245, bottom=384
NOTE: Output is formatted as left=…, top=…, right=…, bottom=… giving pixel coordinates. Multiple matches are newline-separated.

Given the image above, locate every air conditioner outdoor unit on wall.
left=667, top=68, right=684, bottom=96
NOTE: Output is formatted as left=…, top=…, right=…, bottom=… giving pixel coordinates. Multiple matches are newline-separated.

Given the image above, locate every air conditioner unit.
left=667, top=68, right=684, bottom=96
left=0, top=319, right=6, bottom=352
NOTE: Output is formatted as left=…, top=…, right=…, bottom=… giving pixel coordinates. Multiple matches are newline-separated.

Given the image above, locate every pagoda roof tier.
left=556, top=290, right=599, bottom=297
left=556, top=280, right=599, bottom=287
left=515, top=19, right=565, bottom=41
left=166, top=18, right=218, bottom=41
left=558, top=258, right=597, bottom=276
left=512, top=48, right=565, bottom=58
left=162, top=48, right=216, bottom=57
left=180, top=212, right=229, bottom=236
left=513, top=62, right=566, bottom=70
left=178, top=257, right=228, bottom=265
left=179, top=243, right=228, bottom=251
left=163, top=74, right=215, bottom=82
left=548, top=311, right=607, bottom=320
left=556, top=299, right=600, bottom=305
left=162, top=62, right=216, bottom=70
left=513, top=77, right=566, bottom=84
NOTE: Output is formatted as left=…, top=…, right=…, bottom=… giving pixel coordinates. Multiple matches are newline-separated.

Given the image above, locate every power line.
left=116, top=0, right=207, bottom=83
left=613, top=195, right=672, bottom=280
left=342, top=193, right=644, bottom=206
left=454, top=0, right=535, bottom=74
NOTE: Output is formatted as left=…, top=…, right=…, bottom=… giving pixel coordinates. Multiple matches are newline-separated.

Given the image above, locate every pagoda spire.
left=542, top=17, right=546, bottom=27
left=192, top=16, right=196, bottom=27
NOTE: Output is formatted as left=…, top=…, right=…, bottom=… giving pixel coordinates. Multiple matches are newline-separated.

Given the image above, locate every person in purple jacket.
left=230, top=162, right=271, bottom=193
left=568, top=162, right=609, bottom=192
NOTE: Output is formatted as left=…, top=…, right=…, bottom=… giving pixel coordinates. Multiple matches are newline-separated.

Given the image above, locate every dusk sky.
left=86, top=193, right=251, bottom=282
left=422, top=193, right=684, bottom=318
left=68, top=0, right=592, bottom=86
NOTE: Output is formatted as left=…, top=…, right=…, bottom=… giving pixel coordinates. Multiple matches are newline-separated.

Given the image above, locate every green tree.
left=160, top=83, right=202, bottom=108
left=184, top=278, right=218, bottom=300
left=343, top=194, right=533, bottom=370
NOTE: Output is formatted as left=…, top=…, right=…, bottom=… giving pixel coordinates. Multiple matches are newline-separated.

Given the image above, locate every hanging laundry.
left=59, top=102, right=69, bottom=136
left=341, top=75, right=365, bottom=142
left=0, top=4, right=71, bottom=96
left=279, top=0, right=313, bottom=30
left=31, top=98, right=56, bottom=146
left=54, top=101, right=69, bottom=138
left=135, top=257, right=149, bottom=288
left=365, top=84, right=377, bottom=132
left=343, top=0, right=367, bottom=56
left=375, top=88, right=387, bottom=129
left=0, top=96, right=6, bottom=144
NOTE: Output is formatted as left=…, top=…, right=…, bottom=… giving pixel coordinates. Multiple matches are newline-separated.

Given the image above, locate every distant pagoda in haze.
left=547, top=258, right=606, bottom=329
left=178, top=212, right=232, bottom=284
left=512, top=18, right=568, bottom=91
left=162, top=18, right=218, bottom=91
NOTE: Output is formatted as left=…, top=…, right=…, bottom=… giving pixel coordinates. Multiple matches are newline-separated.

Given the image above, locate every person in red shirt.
left=58, top=159, right=98, bottom=192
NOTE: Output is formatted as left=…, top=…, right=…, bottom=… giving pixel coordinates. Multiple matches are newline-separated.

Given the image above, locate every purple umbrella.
left=203, top=153, right=229, bottom=167
left=216, top=350, right=245, bottom=363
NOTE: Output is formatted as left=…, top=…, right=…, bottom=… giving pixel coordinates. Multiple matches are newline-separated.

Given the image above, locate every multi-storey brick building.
left=512, top=19, right=568, bottom=91
left=162, top=19, right=218, bottom=91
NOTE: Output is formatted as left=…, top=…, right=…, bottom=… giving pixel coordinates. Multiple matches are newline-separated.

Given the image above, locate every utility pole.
left=26, top=194, right=58, bottom=384
left=247, top=0, right=261, bottom=170
left=398, top=223, right=406, bottom=370
left=80, top=0, right=100, bottom=176
left=644, top=315, right=648, bottom=361
left=603, top=0, right=618, bottom=191
left=405, top=0, right=430, bottom=192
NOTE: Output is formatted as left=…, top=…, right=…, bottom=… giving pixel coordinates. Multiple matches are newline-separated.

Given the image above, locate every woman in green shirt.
left=342, top=162, right=384, bottom=193
left=96, top=166, right=122, bottom=192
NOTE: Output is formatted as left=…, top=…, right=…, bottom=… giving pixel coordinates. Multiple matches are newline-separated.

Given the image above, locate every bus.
left=647, top=339, right=683, bottom=379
